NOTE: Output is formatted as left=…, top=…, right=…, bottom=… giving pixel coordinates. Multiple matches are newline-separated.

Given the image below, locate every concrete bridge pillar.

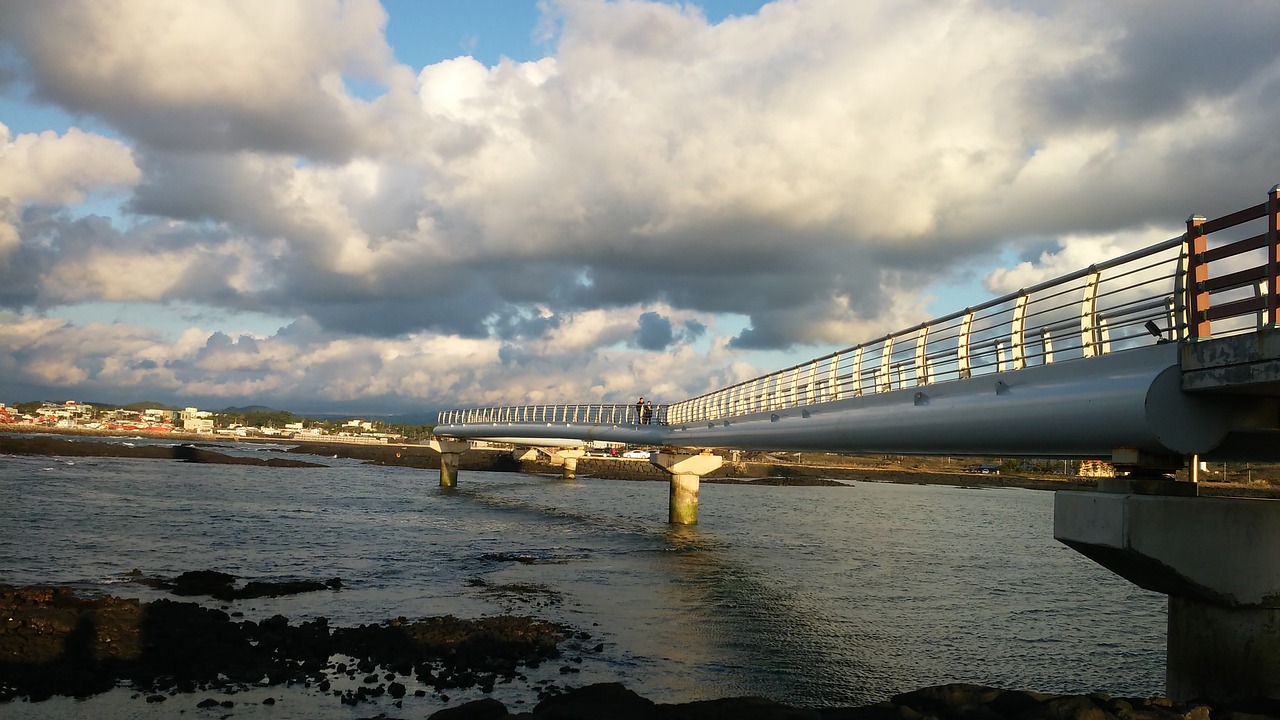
left=429, top=438, right=471, bottom=488
left=652, top=450, right=724, bottom=525
left=1055, top=488, right=1280, bottom=701
left=553, top=449, right=585, bottom=480
left=512, top=446, right=540, bottom=462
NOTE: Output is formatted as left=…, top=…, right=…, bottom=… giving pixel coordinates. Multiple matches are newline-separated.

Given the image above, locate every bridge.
left=432, top=185, right=1280, bottom=701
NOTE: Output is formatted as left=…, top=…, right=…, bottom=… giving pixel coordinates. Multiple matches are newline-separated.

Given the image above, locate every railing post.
left=915, top=326, right=930, bottom=385
left=1081, top=268, right=1101, bottom=357
left=1186, top=214, right=1209, bottom=340
left=1040, top=327, right=1054, bottom=365
left=1011, top=293, right=1028, bottom=370
left=828, top=353, right=841, bottom=401
left=957, top=310, right=973, bottom=379
left=880, top=337, right=893, bottom=392
left=807, top=360, right=818, bottom=404
left=1268, top=185, right=1279, bottom=327
left=851, top=346, right=864, bottom=396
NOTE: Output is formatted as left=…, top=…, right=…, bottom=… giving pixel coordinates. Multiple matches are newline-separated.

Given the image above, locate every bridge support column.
left=553, top=449, right=585, bottom=480
left=652, top=450, right=724, bottom=525
left=429, top=438, right=471, bottom=488
left=512, top=446, right=540, bottom=462
left=1055, top=489, right=1280, bottom=701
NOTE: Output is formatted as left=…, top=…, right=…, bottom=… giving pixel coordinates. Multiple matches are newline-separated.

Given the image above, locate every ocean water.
left=0, top=440, right=1167, bottom=718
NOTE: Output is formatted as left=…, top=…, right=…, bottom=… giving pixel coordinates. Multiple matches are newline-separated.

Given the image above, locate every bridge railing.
left=435, top=403, right=669, bottom=427
left=1185, top=185, right=1280, bottom=339
left=664, top=236, right=1189, bottom=425
left=438, top=186, right=1280, bottom=431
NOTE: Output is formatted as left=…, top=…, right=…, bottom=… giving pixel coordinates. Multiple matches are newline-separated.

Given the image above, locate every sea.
left=0, top=436, right=1167, bottom=718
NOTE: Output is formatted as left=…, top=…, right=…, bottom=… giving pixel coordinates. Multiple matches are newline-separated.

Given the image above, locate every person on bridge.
left=635, top=397, right=645, bottom=424
left=643, top=400, right=653, bottom=424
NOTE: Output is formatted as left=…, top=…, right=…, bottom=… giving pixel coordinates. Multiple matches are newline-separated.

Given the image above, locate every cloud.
left=982, top=226, right=1180, bottom=296
left=0, top=123, right=139, bottom=203
left=0, top=306, right=734, bottom=412
left=1, top=0, right=1278, bottom=411
left=635, top=311, right=673, bottom=350
left=0, top=0, right=397, bottom=159
left=0, top=123, right=139, bottom=270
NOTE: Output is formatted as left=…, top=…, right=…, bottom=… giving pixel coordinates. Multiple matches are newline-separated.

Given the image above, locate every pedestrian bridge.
left=436, top=185, right=1280, bottom=469
left=433, top=187, right=1280, bottom=701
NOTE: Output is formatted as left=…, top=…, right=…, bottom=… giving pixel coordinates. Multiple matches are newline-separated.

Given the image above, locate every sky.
left=1, top=0, right=1279, bottom=418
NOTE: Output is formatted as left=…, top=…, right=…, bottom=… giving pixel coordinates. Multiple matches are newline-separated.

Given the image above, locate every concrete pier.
left=651, top=450, right=724, bottom=525
left=553, top=449, right=585, bottom=479
left=1055, top=490, right=1280, bottom=701
left=429, top=438, right=471, bottom=488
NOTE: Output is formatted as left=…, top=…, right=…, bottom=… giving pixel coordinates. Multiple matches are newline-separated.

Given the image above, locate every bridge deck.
left=436, top=186, right=1280, bottom=464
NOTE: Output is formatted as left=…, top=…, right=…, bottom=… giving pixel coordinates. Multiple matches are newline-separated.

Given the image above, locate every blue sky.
left=1, top=0, right=1277, bottom=416
left=382, top=1, right=770, bottom=67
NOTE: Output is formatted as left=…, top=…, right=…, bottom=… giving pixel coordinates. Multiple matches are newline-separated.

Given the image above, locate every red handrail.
left=1184, top=185, right=1280, bottom=340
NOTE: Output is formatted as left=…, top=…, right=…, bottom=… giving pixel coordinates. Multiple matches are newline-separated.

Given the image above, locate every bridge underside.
left=435, top=344, right=1280, bottom=463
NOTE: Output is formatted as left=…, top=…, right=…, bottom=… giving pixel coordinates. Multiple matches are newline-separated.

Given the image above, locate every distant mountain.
left=376, top=412, right=437, bottom=426
left=124, top=401, right=184, bottom=411
left=304, top=411, right=437, bottom=425
left=218, top=405, right=284, bottom=415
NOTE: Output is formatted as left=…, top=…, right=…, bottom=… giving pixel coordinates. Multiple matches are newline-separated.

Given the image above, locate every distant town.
left=0, top=400, right=433, bottom=445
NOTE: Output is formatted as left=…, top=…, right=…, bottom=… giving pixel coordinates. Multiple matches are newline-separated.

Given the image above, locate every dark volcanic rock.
left=0, top=435, right=324, bottom=467
left=427, top=697, right=509, bottom=719
left=131, top=569, right=338, bottom=600
left=0, top=585, right=566, bottom=704
left=533, top=682, right=659, bottom=719
left=5, top=586, right=1280, bottom=718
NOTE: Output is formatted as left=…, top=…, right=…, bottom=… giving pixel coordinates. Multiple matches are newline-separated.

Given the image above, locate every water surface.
left=0, top=445, right=1166, bottom=718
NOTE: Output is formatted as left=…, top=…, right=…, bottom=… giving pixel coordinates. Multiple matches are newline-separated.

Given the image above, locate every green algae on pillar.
left=668, top=473, right=700, bottom=524
left=439, top=452, right=460, bottom=487
left=429, top=438, right=472, bottom=488
left=651, top=450, right=724, bottom=525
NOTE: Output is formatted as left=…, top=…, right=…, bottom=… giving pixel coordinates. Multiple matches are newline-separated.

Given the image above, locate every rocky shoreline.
left=6, top=429, right=1280, bottom=717
left=4, top=428, right=1278, bottom=498
left=4, top=582, right=1278, bottom=719
left=0, top=581, right=568, bottom=707
left=0, top=432, right=327, bottom=467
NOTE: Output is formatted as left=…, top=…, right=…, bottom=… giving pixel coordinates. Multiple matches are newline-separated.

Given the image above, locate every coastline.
left=5, top=427, right=1280, bottom=716
left=3, top=425, right=1277, bottom=498
left=4, top=582, right=1278, bottom=718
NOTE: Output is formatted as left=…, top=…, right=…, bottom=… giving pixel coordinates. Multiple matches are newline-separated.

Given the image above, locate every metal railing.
left=436, top=403, right=669, bottom=427
left=664, top=236, right=1188, bottom=425
left=438, top=186, right=1280, bottom=431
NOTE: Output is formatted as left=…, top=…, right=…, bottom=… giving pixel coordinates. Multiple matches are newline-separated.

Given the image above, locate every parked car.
left=965, top=463, right=1001, bottom=475
left=622, top=449, right=652, bottom=459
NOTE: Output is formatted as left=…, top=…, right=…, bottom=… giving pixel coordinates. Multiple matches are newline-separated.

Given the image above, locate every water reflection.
left=0, top=460, right=1167, bottom=716
left=657, top=519, right=884, bottom=705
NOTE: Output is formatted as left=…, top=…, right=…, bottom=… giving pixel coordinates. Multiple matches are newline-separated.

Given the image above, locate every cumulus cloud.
left=0, top=123, right=139, bottom=270
left=635, top=311, right=673, bottom=350
left=0, top=0, right=1278, bottom=411
left=0, top=306, right=730, bottom=412
left=982, top=226, right=1181, bottom=296
left=0, top=0, right=396, bottom=159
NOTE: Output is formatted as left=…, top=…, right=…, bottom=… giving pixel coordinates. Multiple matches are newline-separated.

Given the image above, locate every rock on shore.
left=0, top=584, right=565, bottom=705
left=506, top=681, right=1280, bottom=720
left=4, top=585, right=1279, bottom=718
left=0, top=434, right=325, bottom=467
